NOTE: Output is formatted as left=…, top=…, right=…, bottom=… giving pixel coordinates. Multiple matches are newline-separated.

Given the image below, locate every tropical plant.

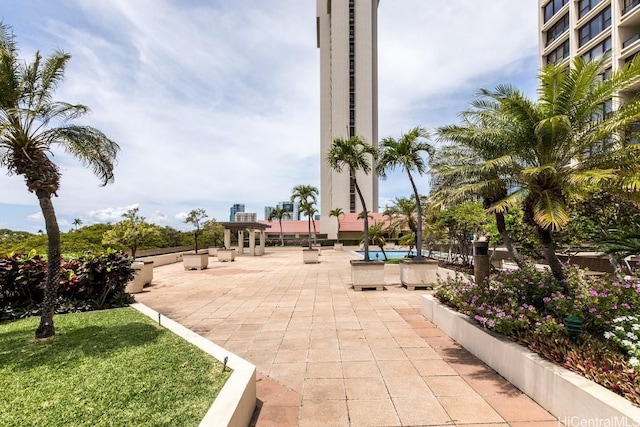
left=329, top=207, right=344, bottom=243
left=201, top=219, right=224, bottom=248
left=72, top=218, right=83, bottom=231
left=102, top=208, right=156, bottom=260
left=291, top=184, right=318, bottom=249
left=435, top=55, right=640, bottom=281
left=326, top=135, right=377, bottom=261
left=366, top=221, right=388, bottom=260
left=268, top=206, right=291, bottom=246
left=0, top=23, right=120, bottom=338
left=184, top=208, right=207, bottom=252
left=378, top=126, right=433, bottom=260
left=384, top=197, right=418, bottom=248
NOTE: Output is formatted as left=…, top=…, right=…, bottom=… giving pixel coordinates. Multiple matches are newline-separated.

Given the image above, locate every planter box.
left=399, top=258, right=439, bottom=290
left=126, top=262, right=145, bottom=294
left=183, top=252, right=209, bottom=270
left=208, top=247, right=218, bottom=257
left=334, top=243, right=343, bottom=251
left=421, top=295, right=640, bottom=424
left=350, top=260, right=385, bottom=291
left=303, top=248, right=319, bottom=264
left=139, top=260, right=154, bottom=286
left=218, top=249, right=236, bottom=262
left=132, top=303, right=256, bottom=427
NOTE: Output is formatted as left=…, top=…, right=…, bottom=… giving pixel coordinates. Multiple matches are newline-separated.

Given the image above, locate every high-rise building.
left=229, top=203, right=245, bottom=222
left=234, top=212, right=257, bottom=222
left=317, top=0, right=380, bottom=239
left=277, top=201, right=298, bottom=220
left=539, top=0, right=640, bottom=79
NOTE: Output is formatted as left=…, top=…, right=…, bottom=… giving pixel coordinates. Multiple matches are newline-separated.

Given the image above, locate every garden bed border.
left=420, top=294, right=640, bottom=424
left=132, top=303, right=256, bottom=427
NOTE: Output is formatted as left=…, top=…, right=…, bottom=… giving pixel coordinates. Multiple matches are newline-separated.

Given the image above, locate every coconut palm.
left=367, top=221, right=388, bottom=260
left=329, top=207, right=344, bottom=242
left=0, top=23, right=119, bottom=338
left=291, top=184, right=318, bottom=249
left=436, top=56, right=640, bottom=281
left=385, top=197, right=418, bottom=248
left=72, top=218, right=82, bottom=231
left=268, top=206, right=291, bottom=246
left=378, top=127, right=433, bottom=261
left=326, top=135, right=377, bottom=261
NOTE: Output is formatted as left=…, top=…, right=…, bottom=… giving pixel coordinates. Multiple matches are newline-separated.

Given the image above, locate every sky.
left=0, top=0, right=540, bottom=233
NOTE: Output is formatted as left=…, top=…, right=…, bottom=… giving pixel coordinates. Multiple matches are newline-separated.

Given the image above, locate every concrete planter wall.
left=218, top=249, right=236, bottom=262
left=421, top=295, right=640, bottom=424
left=126, top=262, right=146, bottom=294
left=399, top=259, right=439, bottom=290
left=303, top=248, right=319, bottom=264
left=334, top=243, right=343, bottom=251
left=138, top=253, right=182, bottom=267
left=139, top=260, right=154, bottom=286
left=183, top=253, right=209, bottom=270
left=350, top=260, right=385, bottom=291
left=132, top=304, right=256, bottom=427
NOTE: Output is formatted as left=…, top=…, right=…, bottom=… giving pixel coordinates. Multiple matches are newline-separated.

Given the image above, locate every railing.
left=624, top=0, right=640, bottom=15
left=623, top=33, right=640, bottom=48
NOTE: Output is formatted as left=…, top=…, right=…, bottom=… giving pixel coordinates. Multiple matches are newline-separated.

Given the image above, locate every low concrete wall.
left=421, top=295, right=640, bottom=424
left=137, top=253, right=183, bottom=267
left=132, top=303, right=256, bottom=427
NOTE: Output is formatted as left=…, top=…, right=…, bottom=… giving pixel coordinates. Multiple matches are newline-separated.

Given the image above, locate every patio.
left=134, top=247, right=559, bottom=427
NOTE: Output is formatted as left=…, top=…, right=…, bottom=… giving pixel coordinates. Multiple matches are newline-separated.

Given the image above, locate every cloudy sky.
left=0, top=0, right=540, bottom=233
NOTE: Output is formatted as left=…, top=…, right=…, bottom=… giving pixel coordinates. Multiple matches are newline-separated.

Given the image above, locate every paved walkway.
left=135, top=247, right=560, bottom=427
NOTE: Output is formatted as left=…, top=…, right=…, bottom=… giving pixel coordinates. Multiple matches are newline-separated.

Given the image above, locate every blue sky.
left=0, top=0, right=540, bottom=233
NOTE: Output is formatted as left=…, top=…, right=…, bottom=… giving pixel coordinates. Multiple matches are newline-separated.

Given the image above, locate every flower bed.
left=435, top=266, right=640, bottom=406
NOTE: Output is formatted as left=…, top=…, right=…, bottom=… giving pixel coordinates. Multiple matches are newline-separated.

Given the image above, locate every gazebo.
left=219, top=222, right=270, bottom=256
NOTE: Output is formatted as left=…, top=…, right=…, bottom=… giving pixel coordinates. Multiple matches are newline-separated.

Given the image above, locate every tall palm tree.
left=437, top=55, right=640, bottom=281
left=329, top=207, right=344, bottom=243
left=0, top=23, right=120, bottom=338
left=326, top=135, right=377, bottom=261
left=268, top=206, right=291, bottom=246
left=378, top=127, right=433, bottom=260
left=291, top=184, right=318, bottom=249
left=72, top=218, right=83, bottom=231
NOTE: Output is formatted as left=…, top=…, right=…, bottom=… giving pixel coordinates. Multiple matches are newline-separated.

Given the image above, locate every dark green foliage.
left=0, top=251, right=134, bottom=321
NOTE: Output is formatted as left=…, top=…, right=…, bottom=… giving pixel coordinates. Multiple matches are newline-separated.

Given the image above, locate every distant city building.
left=317, top=0, right=380, bottom=239
left=234, top=212, right=257, bottom=222
left=264, top=206, right=274, bottom=221
left=229, top=203, right=245, bottom=222
left=277, top=201, right=298, bottom=220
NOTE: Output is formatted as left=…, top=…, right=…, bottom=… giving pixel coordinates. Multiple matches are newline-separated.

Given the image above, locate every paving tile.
left=392, top=397, right=451, bottom=426
left=347, top=399, right=400, bottom=427
left=342, top=360, right=380, bottom=378
left=438, top=394, right=505, bottom=424
left=384, top=375, right=434, bottom=399
left=402, top=346, right=441, bottom=360
left=305, top=362, right=343, bottom=379
left=340, top=346, right=374, bottom=361
left=413, top=358, right=459, bottom=376
left=377, top=360, right=419, bottom=377
left=274, top=349, right=307, bottom=364
left=483, top=392, right=557, bottom=422
left=462, top=372, right=520, bottom=396
left=424, top=375, right=477, bottom=396
left=371, top=346, right=407, bottom=361
left=307, top=348, right=341, bottom=362
left=344, top=377, right=389, bottom=400
left=302, top=378, right=346, bottom=400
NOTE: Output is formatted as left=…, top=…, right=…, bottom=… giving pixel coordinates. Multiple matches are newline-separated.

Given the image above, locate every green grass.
left=0, top=307, right=232, bottom=427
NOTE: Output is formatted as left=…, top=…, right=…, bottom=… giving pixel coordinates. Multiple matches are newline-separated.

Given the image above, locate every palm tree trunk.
left=35, top=190, right=61, bottom=339
left=537, top=226, right=565, bottom=281
left=307, top=217, right=312, bottom=249
left=407, top=171, right=423, bottom=260
left=494, top=212, right=528, bottom=269
left=353, top=178, right=370, bottom=261
left=279, top=219, right=284, bottom=246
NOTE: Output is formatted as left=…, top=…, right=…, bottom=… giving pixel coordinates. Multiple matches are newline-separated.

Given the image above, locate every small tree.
left=329, top=208, right=344, bottom=242
left=291, top=184, right=319, bottom=249
left=102, top=208, right=156, bottom=260
left=185, top=208, right=208, bottom=252
left=202, top=219, right=224, bottom=248
left=367, top=222, right=388, bottom=260
left=268, top=207, right=291, bottom=246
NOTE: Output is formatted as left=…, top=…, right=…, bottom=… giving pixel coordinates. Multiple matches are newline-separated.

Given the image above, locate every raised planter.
left=126, top=262, right=145, bottom=294
left=139, top=260, right=154, bottom=286
left=350, top=259, right=385, bottom=291
left=208, top=247, right=218, bottom=257
left=399, top=258, right=439, bottom=290
left=183, top=252, right=209, bottom=270
left=303, top=248, right=319, bottom=264
left=217, top=249, right=236, bottom=262
left=334, top=242, right=343, bottom=251
left=132, top=303, right=256, bottom=427
left=421, top=295, right=640, bottom=424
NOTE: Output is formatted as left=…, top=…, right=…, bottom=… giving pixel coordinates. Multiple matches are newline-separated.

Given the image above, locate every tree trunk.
left=279, top=219, right=284, bottom=246
left=35, top=190, right=61, bottom=339
left=408, top=171, right=423, bottom=260
left=353, top=177, right=370, bottom=261
left=607, top=254, right=625, bottom=282
left=537, top=226, right=565, bottom=282
left=494, top=212, right=528, bottom=270
left=307, top=217, right=312, bottom=249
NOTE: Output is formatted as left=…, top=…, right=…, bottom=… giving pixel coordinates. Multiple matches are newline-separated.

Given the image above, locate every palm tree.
left=378, top=127, right=433, bottom=261
left=72, top=218, right=83, bottom=231
left=326, top=135, right=377, bottom=261
left=436, top=55, right=640, bottom=281
left=328, top=207, right=344, bottom=243
left=0, top=23, right=119, bottom=338
left=367, top=221, right=388, bottom=260
left=385, top=197, right=418, bottom=250
left=291, top=184, right=318, bottom=249
left=268, top=206, right=291, bottom=246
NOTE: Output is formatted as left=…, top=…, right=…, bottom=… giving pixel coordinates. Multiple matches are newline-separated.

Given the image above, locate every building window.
left=546, top=39, right=570, bottom=65
left=579, top=0, right=604, bottom=19
left=545, top=13, right=569, bottom=46
left=544, top=0, right=569, bottom=23
left=578, top=6, right=611, bottom=47
left=624, top=0, right=640, bottom=15
left=582, top=37, right=611, bottom=62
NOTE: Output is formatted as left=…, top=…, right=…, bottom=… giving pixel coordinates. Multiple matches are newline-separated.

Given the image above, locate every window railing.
left=623, top=33, right=640, bottom=48
left=624, top=0, right=640, bottom=15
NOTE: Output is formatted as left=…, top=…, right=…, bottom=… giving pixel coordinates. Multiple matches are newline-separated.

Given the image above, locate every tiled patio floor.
left=134, top=247, right=561, bottom=427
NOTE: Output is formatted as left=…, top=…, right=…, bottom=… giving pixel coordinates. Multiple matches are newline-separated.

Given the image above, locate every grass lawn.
left=0, top=307, right=232, bottom=427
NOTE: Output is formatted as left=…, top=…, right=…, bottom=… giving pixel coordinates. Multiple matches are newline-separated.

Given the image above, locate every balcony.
left=624, top=0, right=640, bottom=15
left=623, top=33, right=640, bottom=48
